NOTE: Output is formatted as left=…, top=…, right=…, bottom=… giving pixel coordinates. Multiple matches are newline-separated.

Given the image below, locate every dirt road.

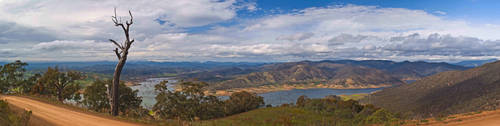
left=441, top=114, right=500, bottom=126
left=421, top=110, right=500, bottom=126
left=452, top=114, right=500, bottom=126
left=1, top=96, right=141, bottom=126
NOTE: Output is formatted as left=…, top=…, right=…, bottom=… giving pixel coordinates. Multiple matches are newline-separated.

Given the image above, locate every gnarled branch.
left=109, top=39, right=123, bottom=49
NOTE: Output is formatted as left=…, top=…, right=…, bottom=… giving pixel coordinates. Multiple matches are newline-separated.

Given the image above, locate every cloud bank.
left=1, top=1, right=500, bottom=62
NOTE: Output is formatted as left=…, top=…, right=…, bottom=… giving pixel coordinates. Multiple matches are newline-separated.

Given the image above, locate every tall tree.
left=109, top=8, right=135, bottom=116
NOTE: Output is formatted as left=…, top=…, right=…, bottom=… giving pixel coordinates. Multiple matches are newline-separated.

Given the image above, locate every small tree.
left=38, top=67, right=82, bottom=102
left=19, top=73, right=41, bottom=94
left=0, top=60, right=28, bottom=93
left=153, top=81, right=225, bottom=121
left=224, top=91, right=264, bottom=115
left=82, top=79, right=142, bottom=114
left=296, top=95, right=309, bottom=107
left=108, top=8, right=135, bottom=116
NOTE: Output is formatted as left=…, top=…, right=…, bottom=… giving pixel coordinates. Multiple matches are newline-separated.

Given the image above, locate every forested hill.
left=212, top=61, right=405, bottom=90
left=363, top=60, right=500, bottom=118
left=179, top=60, right=467, bottom=90
left=320, top=60, right=469, bottom=80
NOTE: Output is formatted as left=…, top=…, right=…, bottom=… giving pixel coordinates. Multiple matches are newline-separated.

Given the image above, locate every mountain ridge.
left=204, top=60, right=468, bottom=90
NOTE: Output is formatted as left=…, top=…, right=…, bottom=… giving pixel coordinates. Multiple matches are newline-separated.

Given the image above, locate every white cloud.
left=276, top=32, right=314, bottom=41
left=2, top=3, right=500, bottom=62
left=434, top=11, right=447, bottom=15
left=0, top=0, right=250, bottom=40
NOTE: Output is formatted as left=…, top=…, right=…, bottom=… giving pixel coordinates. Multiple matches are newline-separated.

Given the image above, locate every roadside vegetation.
left=0, top=100, right=31, bottom=126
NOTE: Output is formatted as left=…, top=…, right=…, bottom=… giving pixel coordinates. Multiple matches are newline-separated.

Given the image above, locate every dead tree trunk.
left=109, top=8, right=134, bottom=116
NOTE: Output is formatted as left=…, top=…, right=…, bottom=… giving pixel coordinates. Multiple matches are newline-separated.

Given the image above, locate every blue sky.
left=251, top=0, right=499, bottom=21
left=1, top=0, right=500, bottom=62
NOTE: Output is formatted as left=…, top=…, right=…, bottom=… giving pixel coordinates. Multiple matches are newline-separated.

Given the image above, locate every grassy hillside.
left=195, top=98, right=401, bottom=126
left=363, top=61, right=500, bottom=118
left=198, top=107, right=334, bottom=126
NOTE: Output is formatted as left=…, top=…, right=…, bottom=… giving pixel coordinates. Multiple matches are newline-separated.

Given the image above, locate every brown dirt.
left=448, top=114, right=500, bottom=126
left=407, top=109, right=500, bottom=126
left=1, top=96, right=141, bottom=126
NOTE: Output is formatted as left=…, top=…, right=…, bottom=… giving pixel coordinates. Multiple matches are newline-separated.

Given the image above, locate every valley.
left=3, top=1, right=500, bottom=125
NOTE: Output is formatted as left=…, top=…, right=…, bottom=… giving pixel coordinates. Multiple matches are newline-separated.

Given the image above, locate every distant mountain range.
left=452, top=59, right=497, bottom=67
left=363, top=60, right=500, bottom=118
left=181, top=60, right=469, bottom=90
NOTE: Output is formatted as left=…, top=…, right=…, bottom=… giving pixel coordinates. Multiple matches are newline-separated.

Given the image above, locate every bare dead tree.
left=108, top=8, right=134, bottom=116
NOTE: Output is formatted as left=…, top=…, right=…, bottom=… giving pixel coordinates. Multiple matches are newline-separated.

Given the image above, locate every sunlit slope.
left=364, top=61, right=500, bottom=118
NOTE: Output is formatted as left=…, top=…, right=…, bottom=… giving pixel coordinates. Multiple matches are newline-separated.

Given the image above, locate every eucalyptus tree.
left=108, top=8, right=135, bottom=116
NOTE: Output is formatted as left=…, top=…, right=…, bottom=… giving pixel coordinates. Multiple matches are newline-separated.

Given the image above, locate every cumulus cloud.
left=276, top=32, right=314, bottom=41
left=2, top=3, right=500, bottom=62
left=0, top=21, right=56, bottom=43
left=33, top=40, right=111, bottom=52
left=434, top=11, right=447, bottom=15
left=384, top=33, right=500, bottom=56
left=0, top=0, right=254, bottom=40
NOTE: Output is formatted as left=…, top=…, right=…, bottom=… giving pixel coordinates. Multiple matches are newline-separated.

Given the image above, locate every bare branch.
left=112, top=8, right=126, bottom=29
left=114, top=48, right=121, bottom=59
left=109, top=39, right=123, bottom=49
left=126, top=10, right=133, bottom=25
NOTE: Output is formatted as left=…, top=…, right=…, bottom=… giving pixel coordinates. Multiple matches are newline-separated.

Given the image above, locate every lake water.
left=129, top=78, right=177, bottom=108
left=131, top=78, right=383, bottom=109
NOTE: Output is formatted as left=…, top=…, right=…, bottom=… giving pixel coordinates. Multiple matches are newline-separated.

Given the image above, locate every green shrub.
left=81, top=79, right=144, bottom=116
left=224, top=91, right=264, bottom=115
left=296, top=95, right=401, bottom=125
left=365, top=109, right=399, bottom=124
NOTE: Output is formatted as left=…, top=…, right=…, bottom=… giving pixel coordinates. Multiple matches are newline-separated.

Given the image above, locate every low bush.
left=0, top=100, right=31, bottom=126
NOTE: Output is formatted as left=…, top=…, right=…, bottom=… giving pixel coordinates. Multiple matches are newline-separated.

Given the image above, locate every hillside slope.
left=323, top=60, right=469, bottom=80
left=363, top=61, right=500, bottom=118
left=212, top=61, right=405, bottom=90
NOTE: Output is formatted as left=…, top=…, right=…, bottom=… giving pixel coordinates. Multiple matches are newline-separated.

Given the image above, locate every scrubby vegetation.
left=196, top=95, right=401, bottom=126
left=296, top=95, right=401, bottom=125
left=81, top=79, right=148, bottom=118
left=0, top=100, right=31, bottom=126
left=153, top=81, right=264, bottom=121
